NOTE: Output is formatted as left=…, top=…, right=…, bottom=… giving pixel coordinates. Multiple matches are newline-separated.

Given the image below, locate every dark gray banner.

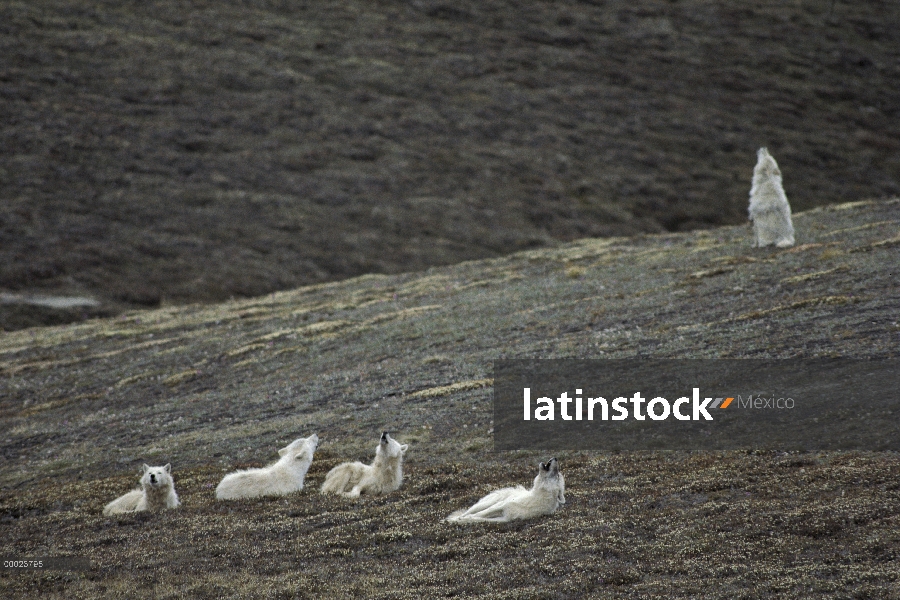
left=493, top=359, right=900, bottom=451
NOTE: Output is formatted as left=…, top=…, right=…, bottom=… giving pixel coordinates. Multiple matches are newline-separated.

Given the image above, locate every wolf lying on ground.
left=749, top=147, right=795, bottom=248
left=321, top=432, right=408, bottom=497
left=446, top=458, right=565, bottom=523
left=103, top=463, right=180, bottom=515
left=216, top=434, right=318, bottom=500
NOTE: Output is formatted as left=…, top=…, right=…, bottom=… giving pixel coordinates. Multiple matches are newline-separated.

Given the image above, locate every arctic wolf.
left=216, top=434, right=318, bottom=500
left=749, top=147, right=795, bottom=248
left=103, top=464, right=180, bottom=515
left=320, top=432, right=408, bottom=497
left=446, top=458, right=565, bottom=523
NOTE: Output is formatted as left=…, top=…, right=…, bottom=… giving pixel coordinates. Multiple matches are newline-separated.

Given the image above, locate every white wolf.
left=320, top=432, right=408, bottom=497
left=215, top=434, right=318, bottom=500
left=749, top=147, right=795, bottom=248
left=103, top=464, right=180, bottom=515
left=446, top=458, right=565, bottom=523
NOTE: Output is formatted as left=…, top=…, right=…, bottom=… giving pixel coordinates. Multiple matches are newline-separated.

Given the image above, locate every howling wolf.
left=103, top=464, right=180, bottom=515
left=216, top=434, right=318, bottom=500
left=749, top=147, right=795, bottom=248
left=320, top=432, right=408, bottom=497
left=446, top=458, right=565, bottom=523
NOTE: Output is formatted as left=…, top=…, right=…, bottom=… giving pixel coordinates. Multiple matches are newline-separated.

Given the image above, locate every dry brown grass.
left=1, top=199, right=899, bottom=598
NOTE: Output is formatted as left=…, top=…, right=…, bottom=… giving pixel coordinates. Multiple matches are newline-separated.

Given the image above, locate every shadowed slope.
left=2, top=0, right=899, bottom=328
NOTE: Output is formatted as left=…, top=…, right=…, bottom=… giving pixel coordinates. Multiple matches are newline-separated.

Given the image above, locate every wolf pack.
left=103, top=149, right=793, bottom=523
left=103, top=431, right=565, bottom=524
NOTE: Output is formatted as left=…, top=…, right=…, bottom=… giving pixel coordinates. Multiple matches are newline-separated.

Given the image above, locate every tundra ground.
left=2, top=200, right=899, bottom=598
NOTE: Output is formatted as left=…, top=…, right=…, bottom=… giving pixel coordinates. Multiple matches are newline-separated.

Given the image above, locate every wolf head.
left=536, top=458, right=566, bottom=505
left=140, top=464, right=173, bottom=489
left=752, top=147, right=782, bottom=184
left=278, top=433, right=319, bottom=463
left=376, top=432, right=408, bottom=460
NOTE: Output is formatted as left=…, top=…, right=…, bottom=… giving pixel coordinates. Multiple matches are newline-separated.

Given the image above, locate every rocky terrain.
left=1, top=199, right=898, bottom=598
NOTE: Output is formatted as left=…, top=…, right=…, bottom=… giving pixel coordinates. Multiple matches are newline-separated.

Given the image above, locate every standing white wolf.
left=320, top=432, right=408, bottom=497
left=446, top=458, right=565, bottom=523
left=749, top=147, right=795, bottom=248
left=103, top=464, right=180, bottom=515
left=215, top=434, right=318, bottom=500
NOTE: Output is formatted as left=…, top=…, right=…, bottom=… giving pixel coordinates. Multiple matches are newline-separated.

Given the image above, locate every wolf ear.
left=142, top=464, right=150, bottom=473
left=278, top=447, right=289, bottom=457
left=164, top=464, right=171, bottom=473
left=400, top=444, right=408, bottom=453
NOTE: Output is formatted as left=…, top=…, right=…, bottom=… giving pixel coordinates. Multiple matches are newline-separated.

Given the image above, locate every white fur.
left=749, top=147, right=795, bottom=248
left=320, top=432, right=408, bottom=497
left=446, top=458, right=565, bottom=523
left=216, top=434, right=318, bottom=500
left=103, top=464, right=180, bottom=515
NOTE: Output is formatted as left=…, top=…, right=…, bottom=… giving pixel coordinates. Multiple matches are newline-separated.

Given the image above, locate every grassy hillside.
left=2, top=0, right=900, bottom=327
left=1, top=199, right=898, bottom=598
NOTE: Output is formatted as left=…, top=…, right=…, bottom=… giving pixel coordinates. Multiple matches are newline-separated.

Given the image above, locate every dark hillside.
left=2, top=0, right=899, bottom=327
